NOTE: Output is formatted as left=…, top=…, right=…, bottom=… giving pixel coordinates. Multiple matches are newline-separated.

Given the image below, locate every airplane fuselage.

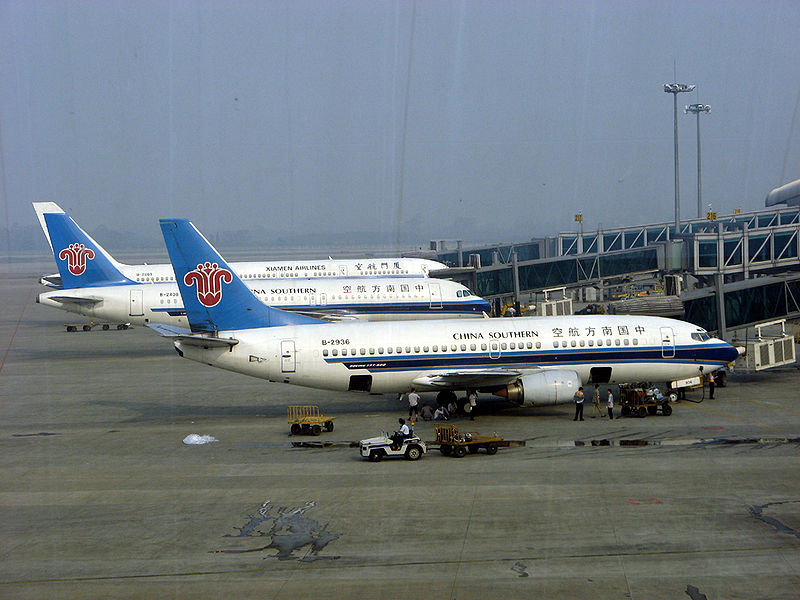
left=38, top=277, right=489, bottom=326
left=173, top=315, right=738, bottom=399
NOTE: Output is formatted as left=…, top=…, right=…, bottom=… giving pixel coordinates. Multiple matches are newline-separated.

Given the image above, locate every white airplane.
left=33, top=202, right=447, bottom=288
left=151, top=218, right=740, bottom=408
left=36, top=213, right=489, bottom=325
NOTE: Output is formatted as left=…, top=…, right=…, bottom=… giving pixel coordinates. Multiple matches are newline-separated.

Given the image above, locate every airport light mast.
left=685, top=103, right=711, bottom=219
left=664, top=82, right=696, bottom=233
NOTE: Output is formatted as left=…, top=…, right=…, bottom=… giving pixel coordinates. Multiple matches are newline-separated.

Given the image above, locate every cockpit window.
left=691, top=332, right=711, bottom=342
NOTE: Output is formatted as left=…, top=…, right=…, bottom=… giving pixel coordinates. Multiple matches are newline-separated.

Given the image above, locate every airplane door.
left=309, top=294, right=316, bottom=307
left=319, top=293, right=327, bottom=306
left=489, top=341, right=501, bottom=360
left=660, top=327, right=675, bottom=358
left=281, top=340, right=296, bottom=373
left=429, top=283, right=443, bottom=309
left=129, top=288, right=144, bottom=316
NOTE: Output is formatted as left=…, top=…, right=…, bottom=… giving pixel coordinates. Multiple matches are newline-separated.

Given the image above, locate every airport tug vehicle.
left=287, top=405, right=335, bottom=436
left=359, top=430, right=426, bottom=461
left=434, top=424, right=504, bottom=457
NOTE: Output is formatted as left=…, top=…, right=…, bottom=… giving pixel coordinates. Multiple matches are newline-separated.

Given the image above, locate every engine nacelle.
left=494, top=370, right=582, bottom=406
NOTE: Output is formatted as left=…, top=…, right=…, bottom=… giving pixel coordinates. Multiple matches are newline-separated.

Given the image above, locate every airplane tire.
left=453, top=445, right=467, bottom=458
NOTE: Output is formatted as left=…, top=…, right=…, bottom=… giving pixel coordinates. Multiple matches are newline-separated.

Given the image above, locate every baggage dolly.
left=618, top=385, right=672, bottom=417
left=287, top=405, right=335, bottom=436
left=434, top=424, right=505, bottom=458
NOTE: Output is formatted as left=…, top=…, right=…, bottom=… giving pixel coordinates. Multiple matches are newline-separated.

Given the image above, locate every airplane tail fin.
left=159, top=218, right=322, bottom=332
left=44, top=212, right=135, bottom=288
left=32, top=202, right=65, bottom=253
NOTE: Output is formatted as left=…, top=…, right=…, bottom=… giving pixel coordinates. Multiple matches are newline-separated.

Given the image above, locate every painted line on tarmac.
left=0, top=289, right=33, bottom=376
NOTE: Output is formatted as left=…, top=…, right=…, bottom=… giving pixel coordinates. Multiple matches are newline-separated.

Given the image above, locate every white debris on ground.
left=182, top=434, right=218, bottom=445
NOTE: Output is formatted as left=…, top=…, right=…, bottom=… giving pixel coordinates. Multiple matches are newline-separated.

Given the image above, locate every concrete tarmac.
left=1, top=267, right=799, bottom=599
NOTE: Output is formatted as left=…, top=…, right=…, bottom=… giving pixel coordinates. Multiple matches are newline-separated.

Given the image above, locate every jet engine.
left=493, top=369, right=582, bottom=406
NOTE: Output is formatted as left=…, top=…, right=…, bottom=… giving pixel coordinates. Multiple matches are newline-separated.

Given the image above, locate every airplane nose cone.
left=721, top=342, right=740, bottom=363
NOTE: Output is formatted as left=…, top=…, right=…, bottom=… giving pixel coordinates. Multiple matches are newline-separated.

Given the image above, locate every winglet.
left=159, top=218, right=322, bottom=333
left=44, top=213, right=135, bottom=288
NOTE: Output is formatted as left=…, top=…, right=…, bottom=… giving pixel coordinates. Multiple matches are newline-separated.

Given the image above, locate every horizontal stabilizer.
left=146, top=323, right=238, bottom=348
left=45, top=294, right=103, bottom=305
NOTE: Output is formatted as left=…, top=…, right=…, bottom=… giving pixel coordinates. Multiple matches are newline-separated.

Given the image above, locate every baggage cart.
left=434, top=424, right=504, bottom=458
left=287, top=405, right=335, bottom=436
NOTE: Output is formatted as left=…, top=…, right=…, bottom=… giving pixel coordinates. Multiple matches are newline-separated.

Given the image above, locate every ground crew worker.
left=708, top=372, right=716, bottom=399
left=607, top=389, right=614, bottom=420
left=407, top=388, right=420, bottom=419
left=391, top=418, right=410, bottom=450
left=467, top=389, right=478, bottom=421
left=592, top=384, right=604, bottom=418
left=573, top=387, right=585, bottom=421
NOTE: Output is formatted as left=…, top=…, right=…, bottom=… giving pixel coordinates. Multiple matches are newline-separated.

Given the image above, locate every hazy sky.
left=2, top=0, right=799, bottom=251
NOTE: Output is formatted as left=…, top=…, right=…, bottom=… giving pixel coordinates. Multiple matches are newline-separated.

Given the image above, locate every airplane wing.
left=146, top=323, right=239, bottom=348
left=412, top=367, right=540, bottom=389
left=46, top=294, right=103, bottom=305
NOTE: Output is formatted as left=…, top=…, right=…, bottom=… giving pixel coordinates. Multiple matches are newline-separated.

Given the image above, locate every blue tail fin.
left=159, top=219, right=322, bottom=332
left=44, top=213, right=135, bottom=288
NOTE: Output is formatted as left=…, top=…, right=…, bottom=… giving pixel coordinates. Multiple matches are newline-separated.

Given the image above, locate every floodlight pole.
left=664, top=83, right=695, bottom=234
left=685, top=103, right=711, bottom=219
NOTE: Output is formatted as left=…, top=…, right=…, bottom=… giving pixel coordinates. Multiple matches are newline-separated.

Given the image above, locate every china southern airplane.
left=151, top=218, right=739, bottom=408
left=33, top=202, right=447, bottom=288
left=36, top=213, right=488, bottom=325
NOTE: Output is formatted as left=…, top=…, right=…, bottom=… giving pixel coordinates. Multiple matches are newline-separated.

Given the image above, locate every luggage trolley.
left=287, top=405, right=335, bottom=436
left=434, top=424, right=504, bottom=457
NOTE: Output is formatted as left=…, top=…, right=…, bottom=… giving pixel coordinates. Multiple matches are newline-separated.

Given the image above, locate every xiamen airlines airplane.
left=33, top=202, right=447, bottom=288
left=152, top=219, right=740, bottom=408
left=36, top=213, right=488, bottom=325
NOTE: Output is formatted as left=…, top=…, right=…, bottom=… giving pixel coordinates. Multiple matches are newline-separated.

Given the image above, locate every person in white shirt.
left=391, top=418, right=410, bottom=449
left=607, top=389, right=614, bottom=420
left=407, top=389, right=420, bottom=419
left=434, top=406, right=448, bottom=420
left=467, top=390, right=478, bottom=421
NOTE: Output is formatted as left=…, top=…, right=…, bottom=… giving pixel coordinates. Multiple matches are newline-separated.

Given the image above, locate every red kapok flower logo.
left=183, top=262, right=233, bottom=307
left=58, top=243, right=95, bottom=275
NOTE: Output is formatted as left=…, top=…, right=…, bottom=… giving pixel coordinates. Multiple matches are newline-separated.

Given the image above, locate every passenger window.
left=501, top=343, right=507, bottom=350
left=470, top=344, right=476, bottom=351
left=461, top=344, right=467, bottom=351
left=369, top=348, right=375, bottom=354
left=378, top=347, right=384, bottom=354
left=332, top=349, right=338, bottom=356
left=633, top=339, right=638, bottom=346
left=570, top=340, right=576, bottom=347
left=360, top=348, right=366, bottom=355
left=536, top=342, right=541, bottom=349
left=406, top=347, right=411, bottom=353
left=432, top=345, right=438, bottom=352
left=588, top=340, right=594, bottom=346
left=414, top=346, right=420, bottom=353
left=623, top=339, right=629, bottom=346
left=579, top=340, right=585, bottom=347
left=510, top=343, right=516, bottom=350
left=322, top=349, right=328, bottom=357
left=553, top=342, right=559, bottom=348
left=423, top=346, right=429, bottom=352
left=561, top=341, right=568, bottom=348
left=387, top=347, right=393, bottom=354
left=614, top=339, right=621, bottom=346
left=481, top=344, right=487, bottom=351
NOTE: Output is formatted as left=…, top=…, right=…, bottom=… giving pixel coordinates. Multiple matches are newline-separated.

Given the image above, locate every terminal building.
left=421, top=201, right=800, bottom=369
